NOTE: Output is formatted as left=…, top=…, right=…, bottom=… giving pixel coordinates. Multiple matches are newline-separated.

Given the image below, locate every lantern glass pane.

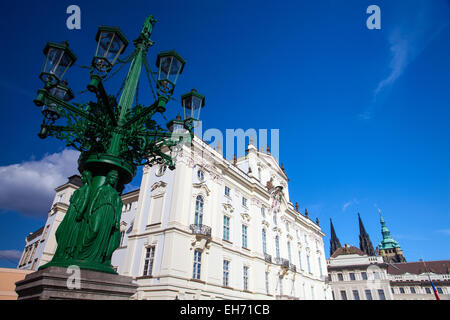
left=49, top=86, right=72, bottom=101
left=43, top=47, right=63, bottom=79
left=168, top=57, right=182, bottom=84
left=182, top=96, right=193, bottom=119
left=97, top=31, right=125, bottom=64
left=158, top=56, right=172, bottom=81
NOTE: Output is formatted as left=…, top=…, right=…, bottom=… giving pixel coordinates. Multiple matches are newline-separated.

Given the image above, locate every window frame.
left=143, top=246, right=155, bottom=276
left=192, top=250, right=202, bottom=280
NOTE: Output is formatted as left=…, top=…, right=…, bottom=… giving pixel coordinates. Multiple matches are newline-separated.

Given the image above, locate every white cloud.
left=342, top=198, right=358, bottom=212
left=0, top=149, right=80, bottom=217
left=0, top=249, right=22, bottom=262
left=360, top=2, right=450, bottom=120
left=437, top=229, right=450, bottom=235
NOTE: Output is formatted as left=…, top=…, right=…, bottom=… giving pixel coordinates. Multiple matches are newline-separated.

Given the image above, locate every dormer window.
left=197, top=169, right=204, bottom=181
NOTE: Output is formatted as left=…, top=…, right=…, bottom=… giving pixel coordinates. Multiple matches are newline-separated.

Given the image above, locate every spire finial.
left=266, top=144, right=270, bottom=153
left=295, top=202, right=299, bottom=212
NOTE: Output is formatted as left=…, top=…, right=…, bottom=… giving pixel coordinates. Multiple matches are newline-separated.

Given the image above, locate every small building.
left=388, top=260, right=450, bottom=300
left=0, top=268, right=33, bottom=300
left=327, top=244, right=392, bottom=300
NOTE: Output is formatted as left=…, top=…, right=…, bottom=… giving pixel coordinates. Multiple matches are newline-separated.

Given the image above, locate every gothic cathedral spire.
left=358, top=213, right=376, bottom=256
left=330, top=218, right=342, bottom=256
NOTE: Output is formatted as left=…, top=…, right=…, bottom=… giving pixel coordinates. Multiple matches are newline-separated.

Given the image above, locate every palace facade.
left=18, top=136, right=332, bottom=300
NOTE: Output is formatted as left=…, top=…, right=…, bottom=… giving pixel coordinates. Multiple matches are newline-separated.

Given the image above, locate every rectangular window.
left=265, top=272, right=269, bottom=294
left=287, top=242, right=292, bottom=261
left=242, top=197, right=247, bottom=207
left=298, top=251, right=302, bottom=270
left=243, top=266, right=249, bottom=291
left=29, top=243, right=38, bottom=264
left=225, top=186, right=230, bottom=197
left=31, top=258, right=38, bottom=270
left=279, top=277, right=283, bottom=295
left=311, top=286, right=315, bottom=300
left=318, top=257, right=323, bottom=277
left=340, top=290, right=347, bottom=300
left=338, top=273, right=344, bottom=281
left=410, top=287, right=416, bottom=294
left=437, top=287, right=443, bottom=294
left=285, top=222, right=289, bottom=233
left=143, top=246, right=155, bottom=276
left=261, top=207, right=265, bottom=217
left=361, top=272, right=368, bottom=280
left=275, top=236, right=280, bottom=259
left=223, top=260, right=230, bottom=287
left=365, top=289, right=373, bottom=300
left=349, top=272, right=356, bottom=281
left=120, top=231, right=125, bottom=247
left=193, top=250, right=202, bottom=280
left=306, top=255, right=311, bottom=273
left=223, top=216, right=230, bottom=241
left=42, top=225, right=50, bottom=241
left=262, top=229, right=267, bottom=254
left=425, top=287, right=431, bottom=294
left=353, top=290, right=360, bottom=300
left=378, top=289, right=386, bottom=300
left=399, top=287, right=405, bottom=294
left=242, top=225, right=248, bottom=248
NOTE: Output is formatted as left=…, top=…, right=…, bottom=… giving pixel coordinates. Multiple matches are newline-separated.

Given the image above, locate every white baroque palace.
left=18, top=136, right=332, bottom=300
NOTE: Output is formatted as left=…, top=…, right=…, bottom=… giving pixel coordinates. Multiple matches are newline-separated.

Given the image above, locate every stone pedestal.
left=15, top=266, right=138, bottom=300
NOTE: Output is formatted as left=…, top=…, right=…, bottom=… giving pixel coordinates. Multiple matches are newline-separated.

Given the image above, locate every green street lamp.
left=92, top=26, right=129, bottom=73
left=33, top=15, right=204, bottom=274
left=39, top=41, right=77, bottom=86
left=181, top=88, right=205, bottom=121
left=156, top=50, right=185, bottom=95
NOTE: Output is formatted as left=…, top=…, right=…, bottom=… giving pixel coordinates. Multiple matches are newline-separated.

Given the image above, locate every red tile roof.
left=387, top=260, right=450, bottom=275
left=331, top=245, right=366, bottom=258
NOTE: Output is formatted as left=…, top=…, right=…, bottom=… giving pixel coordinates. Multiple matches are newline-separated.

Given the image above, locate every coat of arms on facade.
left=270, top=186, right=283, bottom=214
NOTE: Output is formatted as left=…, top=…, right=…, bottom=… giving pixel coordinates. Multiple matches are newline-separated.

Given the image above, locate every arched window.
left=194, top=195, right=204, bottom=226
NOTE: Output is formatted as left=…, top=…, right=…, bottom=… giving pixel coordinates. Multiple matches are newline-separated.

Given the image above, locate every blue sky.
left=0, top=0, right=449, bottom=267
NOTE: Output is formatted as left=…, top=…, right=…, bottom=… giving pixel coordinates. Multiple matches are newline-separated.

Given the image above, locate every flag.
left=429, top=276, right=441, bottom=301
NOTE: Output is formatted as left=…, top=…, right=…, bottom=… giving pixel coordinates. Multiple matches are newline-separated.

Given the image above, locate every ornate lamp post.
left=33, top=15, right=205, bottom=274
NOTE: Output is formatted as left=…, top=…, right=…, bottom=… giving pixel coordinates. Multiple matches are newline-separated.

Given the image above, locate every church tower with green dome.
left=376, top=210, right=406, bottom=263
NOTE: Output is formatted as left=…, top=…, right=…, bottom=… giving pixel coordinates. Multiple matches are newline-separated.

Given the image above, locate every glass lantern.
left=166, top=115, right=185, bottom=134
left=48, top=80, right=74, bottom=102
left=40, top=41, right=77, bottom=86
left=156, top=50, right=185, bottom=95
left=181, top=89, right=205, bottom=121
left=41, top=104, right=60, bottom=122
left=92, top=26, right=129, bottom=73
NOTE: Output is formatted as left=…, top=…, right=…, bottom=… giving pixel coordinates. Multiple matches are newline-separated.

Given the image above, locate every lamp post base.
left=15, top=266, right=138, bottom=300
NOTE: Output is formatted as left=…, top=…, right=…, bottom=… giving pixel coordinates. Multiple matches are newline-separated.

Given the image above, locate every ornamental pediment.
left=241, top=212, right=251, bottom=223
left=222, top=203, right=234, bottom=214
left=151, top=181, right=167, bottom=191
left=151, top=181, right=167, bottom=196
left=193, top=182, right=211, bottom=196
